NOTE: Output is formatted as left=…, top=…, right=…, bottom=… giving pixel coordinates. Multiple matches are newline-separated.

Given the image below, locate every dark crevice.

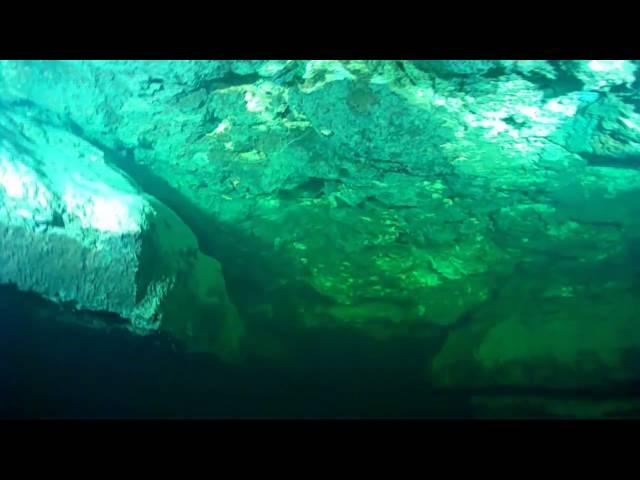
left=519, top=64, right=586, bottom=99
left=278, top=177, right=328, bottom=200
left=582, top=152, right=640, bottom=170
left=569, top=217, right=624, bottom=230
left=200, top=71, right=262, bottom=92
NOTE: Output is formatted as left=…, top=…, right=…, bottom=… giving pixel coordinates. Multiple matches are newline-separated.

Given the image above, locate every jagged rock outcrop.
left=0, top=106, right=244, bottom=360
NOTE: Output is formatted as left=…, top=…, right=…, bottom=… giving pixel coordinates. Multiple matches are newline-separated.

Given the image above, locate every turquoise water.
left=2, top=60, right=640, bottom=418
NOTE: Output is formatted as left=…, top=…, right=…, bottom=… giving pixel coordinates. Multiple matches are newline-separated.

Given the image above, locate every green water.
left=1, top=60, right=640, bottom=418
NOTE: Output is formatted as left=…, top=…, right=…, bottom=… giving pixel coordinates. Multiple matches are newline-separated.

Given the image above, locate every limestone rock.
left=0, top=107, right=244, bottom=360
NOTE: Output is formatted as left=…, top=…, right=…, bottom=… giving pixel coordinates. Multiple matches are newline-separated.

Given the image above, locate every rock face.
left=2, top=60, right=640, bottom=403
left=0, top=105, right=244, bottom=360
left=432, top=258, right=640, bottom=390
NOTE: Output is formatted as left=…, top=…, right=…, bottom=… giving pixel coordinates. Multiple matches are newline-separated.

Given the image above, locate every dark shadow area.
left=2, top=285, right=639, bottom=419
left=582, top=152, right=640, bottom=170
left=0, top=284, right=468, bottom=418
left=0, top=102, right=38, bottom=158
left=521, top=61, right=587, bottom=99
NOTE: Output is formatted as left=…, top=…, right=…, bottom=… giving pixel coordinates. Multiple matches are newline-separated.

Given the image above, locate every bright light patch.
left=545, top=99, right=577, bottom=116
left=244, top=91, right=264, bottom=113
left=514, top=142, right=532, bottom=153
left=485, top=110, right=508, bottom=120
left=303, top=60, right=354, bottom=82
left=92, top=197, right=131, bottom=232
left=0, top=157, right=26, bottom=198
left=485, top=120, right=508, bottom=137
left=621, top=117, right=640, bottom=132
left=519, top=106, right=541, bottom=119
left=214, top=119, right=230, bottom=134
left=588, top=60, right=625, bottom=72
left=0, top=157, right=51, bottom=209
left=63, top=180, right=142, bottom=233
left=258, top=61, right=288, bottom=76
left=16, top=208, right=32, bottom=219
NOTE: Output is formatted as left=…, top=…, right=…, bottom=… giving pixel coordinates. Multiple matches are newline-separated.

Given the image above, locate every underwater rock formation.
left=2, top=60, right=640, bottom=401
left=0, top=106, right=244, bottom=360
left=431, top=257, right=640, bottom=390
